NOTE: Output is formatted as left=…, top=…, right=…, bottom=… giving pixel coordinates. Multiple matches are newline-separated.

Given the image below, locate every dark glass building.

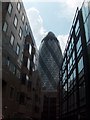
left=38, top=32, right=63, bottom=90
left=41, top=91, right=57, bottom=120
left=59, top=1, right=90, bottom=120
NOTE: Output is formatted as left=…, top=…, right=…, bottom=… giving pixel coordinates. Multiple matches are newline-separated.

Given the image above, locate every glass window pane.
left=10, top=33, right=15, bottom=45
left=73, top=69, right=76, bottom=79
left=17, top=2, right=21, bottom=11
left=26, top=75, right=29, bottom=80
left=19, top=27, right=22, bottom=38
left=82, top=1, right=90, bottom=43
left=16, top=44, right=20, bottom=55
left=14, top=15, right=18, bottom=27
left=3, top=22, right=8, bottom=32
left=76, top=37, right=82, bottom=56
left=78, top=57, right=84, bottom=73
left=27, top=58, right=30, bottom=70
left=75, top=20, right=79, bottom=34
left=64, top=83, right=67, bottom=91
left=29, top=44, right=32, bottom=54
left=8, top=3, right=12, bottom=15
left=22, top=13, right=25, bottom=23
left=84, top=18, right=89, bottom=43
left=33, top=55, right=35, bottom=64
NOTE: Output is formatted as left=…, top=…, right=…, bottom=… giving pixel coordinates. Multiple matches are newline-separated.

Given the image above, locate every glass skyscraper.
left=38, top=32, right=63, bottom=90
left=58, top=1, right=90, bottom=119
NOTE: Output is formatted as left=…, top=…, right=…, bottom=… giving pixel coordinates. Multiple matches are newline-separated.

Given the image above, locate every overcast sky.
left=22, top=0, right=84, bottom=53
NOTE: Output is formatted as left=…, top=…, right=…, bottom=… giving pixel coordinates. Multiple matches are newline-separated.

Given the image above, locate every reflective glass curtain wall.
left=38, top=32, right=63, bottom=90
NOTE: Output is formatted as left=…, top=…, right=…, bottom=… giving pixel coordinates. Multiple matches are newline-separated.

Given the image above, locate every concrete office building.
left=31, top=70, right=42, bottom=120
left=38, top=32, right=63, bottom=90
left=2, top=1, right=37, bottom=119
left=59, top=1, right=90, bottom=120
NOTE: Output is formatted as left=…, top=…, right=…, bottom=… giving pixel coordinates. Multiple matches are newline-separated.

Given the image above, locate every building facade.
left=31, top=70, right=42, bottom=120
left=59, top=1, right=90, bottom=120
left=38, top=32, right=63, bottom=90
left=2, top=1, right=37, bottom=119
left=41, top=91, right=57, bottom=120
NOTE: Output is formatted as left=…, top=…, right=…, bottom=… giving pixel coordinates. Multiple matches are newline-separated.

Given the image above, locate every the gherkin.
left=38, top=32, right=63, bottom=90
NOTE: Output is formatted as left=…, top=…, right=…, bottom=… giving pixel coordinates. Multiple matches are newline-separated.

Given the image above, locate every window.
left=16, top=44, right=20, bottom=55
left=84, top=20, right=89, bottom=43
left=82, top=2, right=89, bottom=23
left=72, top=51, right=75, bottom=62
left=17, top=2, right=21, bottom=12
left=13, top=15, right=18, bottom=28
left=25, top=23, right=28, bottom=32
left=71, top=37, right=74, bottom=48
left=9, top=62, right=16, bottom=74
left=76, top=37, right=82, bottom=56
left=3, top=21, right=8, bottom=32
left=64, top=83, right=67, bottom=92
left=82, top=2, right=90, bottom=43
left=8, top=3, right=12, bottom=15
left=76, top=37, right=81, bottom=50
left=78, top=57, right=84, bottom=73
left=75, top=20, right=79, bottom=35
left=29, top=44, right=32, bottom=54
left=10, top=87, right=14, bottom=98
left=21, top=53, right=23, bottom=62
left=10, top=33, right=15, bottom=46
left=73, top=69, right=76, bottom=80
left=27, top=58, right=30, bottom=70
left=33, top=55, right=35, bottom=63
left=19, top=27, right=22, bottom=38
left=26, top=75, right=29, bottom=80
left=22, top=13, right=25, bottom=23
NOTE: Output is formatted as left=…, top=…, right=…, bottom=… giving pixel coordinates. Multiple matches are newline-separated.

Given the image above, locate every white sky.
left=22, top=0, right=84, bottom=53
